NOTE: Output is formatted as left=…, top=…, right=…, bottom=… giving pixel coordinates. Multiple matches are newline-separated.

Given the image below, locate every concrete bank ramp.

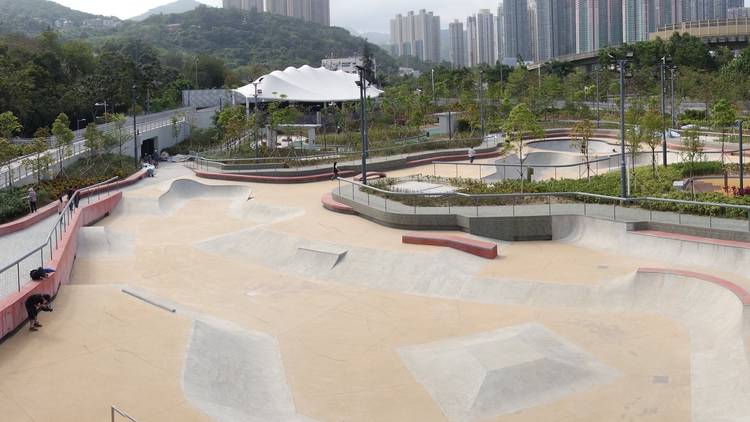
left=159, top=179, right=250, bottom=214
left=399, top=323, right=621, bottom=421
left=108, top=196, right=163, bottom=218
left=194, top=228, right=484, bottom=295
left=76, top=226, right=134, bottom=258
left=228, top=201, right=305, bottom=224
left=183, top=319, right=316, bottom=422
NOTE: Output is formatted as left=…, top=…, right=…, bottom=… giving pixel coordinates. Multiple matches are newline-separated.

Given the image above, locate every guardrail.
left=0, top=177, right=121, bottom=299
left=1, top=115, right=187, bottom=189
left=188, top=135, right=499, bottom=174
left=334, top=178, right=750, bottom=233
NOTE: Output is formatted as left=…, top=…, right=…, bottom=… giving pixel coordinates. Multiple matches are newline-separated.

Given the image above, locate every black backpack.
left=29, top=267, right=46, bottom=281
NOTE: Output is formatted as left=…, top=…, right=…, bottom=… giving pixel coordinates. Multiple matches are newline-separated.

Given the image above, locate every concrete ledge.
left=79, top=169, right=148, bottom=198
left=406, top=150, right=500, bottom=167
left=627, top=221, right=750, bottom=244
left=403, top=233, right=498, bottom=259
left=0, top=202, right=58, bottom=237
left=631, top=230, right=750, bottom=250
left=321, top=193, right=355, bottom=214
left=195, top=170, right=357, bottom=184
left=638, top=267, right=750, bottom=305
left=354, top=172, right=387, bottom=182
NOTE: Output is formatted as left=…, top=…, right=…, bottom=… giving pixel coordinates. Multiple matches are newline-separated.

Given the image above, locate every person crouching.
left=25, top=294, right=53, bottom=332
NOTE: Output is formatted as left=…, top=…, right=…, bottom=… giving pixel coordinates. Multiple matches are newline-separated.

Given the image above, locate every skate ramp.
left=183, top=319, right=316, bottom=422
left=194, top=228, right=484, bottom=296
left=399, top=323, right=621, bottom=421
left=196, top=228, right=750, bottom=420
left=551, top=215, right=750, bottom=278
left=159, top=179, right=249, bottom=214
left=76, top=226, right=134, bottom=258
left=528, top=139, right=620, bottom=154
left=228, top=201, right=305, bottom=224
left=108, top=196, right=163, bottom=218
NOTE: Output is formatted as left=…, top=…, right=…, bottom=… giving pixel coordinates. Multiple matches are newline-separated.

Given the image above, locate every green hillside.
left=97, top=6, right=398, bottom=75
left=0, top=0, right=119, bottom=35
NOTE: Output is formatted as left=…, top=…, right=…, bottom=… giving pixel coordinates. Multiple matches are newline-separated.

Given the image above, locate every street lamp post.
left=661, top=57, right=668, bottom=167
left=356, top=67, right=369, bottom=185
left=616, top=58, right=628, bottom=198
left=669, top=66, right=677, bottom=129
left=479, top=70, right=485, bottom=143
left=131, top=85, right=138, bottom=166
left=431, top=69, right=435, bottom=102
left=739, top=120, right=745, bottom=191
left=253, top=81, right=261, bottom=158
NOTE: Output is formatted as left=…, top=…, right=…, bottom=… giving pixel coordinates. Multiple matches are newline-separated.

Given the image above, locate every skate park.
left=0, top=133, right=749, bottom=422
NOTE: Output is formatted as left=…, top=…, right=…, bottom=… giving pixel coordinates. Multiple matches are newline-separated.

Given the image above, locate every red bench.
left=354, top=172, right=387, bottom=182
left=402, top=233, right=498, bottom=259
left=321, top=193, right=355, bottom=214
left=195, top=170, right=356, bottom=184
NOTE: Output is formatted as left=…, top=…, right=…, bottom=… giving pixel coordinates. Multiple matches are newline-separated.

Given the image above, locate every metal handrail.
left=336, top=177, right=750, bottom=213
left=111, top=406, right=139, bottom=422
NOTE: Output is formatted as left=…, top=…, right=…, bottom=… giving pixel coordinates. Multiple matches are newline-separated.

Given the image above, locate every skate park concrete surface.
left=1, top=162, right=750, bottom=421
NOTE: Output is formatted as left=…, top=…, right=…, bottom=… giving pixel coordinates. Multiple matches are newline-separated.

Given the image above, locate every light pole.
left=431, top=68, right=435, bottom=102
left=661, top=57, right=668, bottom=167
left=594, top=64, right=601, bottom=128
left=356, top=66, right=369, bottom=185
left=739, top=120, right=745, bottom=191
left=194, top=57, right=199, bottom=88
left=669, top=66, right=677, bottom=129
left=479, top=70, right=485, bottom=142
left=613, top=57, right=629, bottom=198
left=253, top=81, right=261, bottom=158
left=131, top=85, right=138, bottom=165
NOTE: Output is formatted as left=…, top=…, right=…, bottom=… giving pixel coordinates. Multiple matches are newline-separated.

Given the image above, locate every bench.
left=321, top=193, right=355, bottom=214
left=402, top=233, right=498, bottom=259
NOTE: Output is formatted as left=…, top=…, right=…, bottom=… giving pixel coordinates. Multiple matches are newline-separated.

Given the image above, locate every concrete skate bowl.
left=194, top=227, right=750, bottom=420
left=158, top=179, right=250, bottom=215
left=528, top=139, right=621, bottom=154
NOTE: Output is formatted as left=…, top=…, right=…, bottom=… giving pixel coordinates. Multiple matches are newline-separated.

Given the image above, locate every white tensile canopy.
left=234, top=65, right=382, bottom=103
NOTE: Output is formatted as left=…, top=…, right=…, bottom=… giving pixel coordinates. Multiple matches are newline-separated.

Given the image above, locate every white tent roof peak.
left=234, top=65, right=382, bottom=103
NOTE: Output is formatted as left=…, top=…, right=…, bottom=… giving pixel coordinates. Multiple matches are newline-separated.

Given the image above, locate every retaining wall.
left=0, top=192, right=122, bottom=341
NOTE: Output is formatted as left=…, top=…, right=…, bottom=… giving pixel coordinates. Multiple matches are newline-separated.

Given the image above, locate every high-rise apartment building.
left=449, top=20, right=467, bottom=68
left=466, top=16, right=479, bottom=67
left=529, top=4, right=538, bottom=62
left=728, top=6, right=750, bottom=18
left=389, top=10, right=441, bottom=63
left=623, top=0, right=649, bottom=43
left=477, top=9, right=497, bottom=65
left=503, top=0, right=531, bottom=63
left=223, top=0, right=262, bottom=10
left=262, top=0, right=331, bottom=26
left=496, top=5, right=505, bottom=63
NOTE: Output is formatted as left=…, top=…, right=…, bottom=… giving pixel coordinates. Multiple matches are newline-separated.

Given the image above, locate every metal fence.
left=0, top=178, right=121, bottom=300
left=335, top=178, right=750, bottom=233
left=1, top=114, right=187, bottom=189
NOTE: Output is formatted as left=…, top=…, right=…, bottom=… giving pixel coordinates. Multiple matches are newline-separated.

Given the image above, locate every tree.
left=681, top=128, right=704, bottom=198
left=51, top=113, right=74, bottom=176
left=711, top=99, right=738, bottom=167
left=641, top=104, right=664, bottom=177
left=571, top=119, right=594, bottom=181
left=625, top=100, right=646, bottom=189
left=108, top=114, right=131, bottom=164
left=0, top=112, right=22, bottom=140
left=503, top=103, right=543, bottom=193
left=84, top=123, right=104, bottom=160
left=0, top=138, right=21, bottom=187
left=23, top=128, right=53, bottom=183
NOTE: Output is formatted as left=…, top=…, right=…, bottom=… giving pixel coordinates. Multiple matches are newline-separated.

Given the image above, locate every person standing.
left=25, top=294, right=52, bottom=332
left=27, top=187, right=37, bottom=213
left=332, top=161, right=339, bottom=180
left=468, top=146, right=476, bottom=164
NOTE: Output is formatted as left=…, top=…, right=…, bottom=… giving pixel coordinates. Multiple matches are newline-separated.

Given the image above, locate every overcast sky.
left=52, top=0, right=750, bottom=33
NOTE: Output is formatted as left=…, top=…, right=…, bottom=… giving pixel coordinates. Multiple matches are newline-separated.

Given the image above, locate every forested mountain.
left=0, top=0, right=120, bottom=36
left=130, top=0, right=205, bottom=22
left=95, top=6, right=398, bottom=75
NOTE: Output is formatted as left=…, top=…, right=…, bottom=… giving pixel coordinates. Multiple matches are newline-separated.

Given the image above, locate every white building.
left=449, top=20, right=467, bottom=68
left=477, top=9, right=497, bottom=65
left=321, top=57, right=376, bottom=76
left=389, top=10, right=441, bottom=63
